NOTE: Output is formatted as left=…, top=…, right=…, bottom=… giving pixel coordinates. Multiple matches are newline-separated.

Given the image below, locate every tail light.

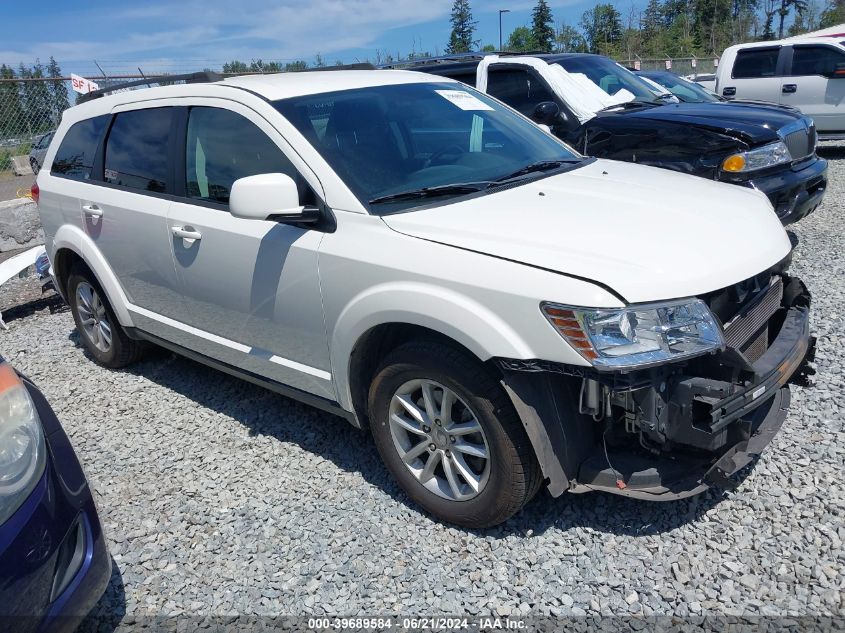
left=30, top=182, right=39, bottom=204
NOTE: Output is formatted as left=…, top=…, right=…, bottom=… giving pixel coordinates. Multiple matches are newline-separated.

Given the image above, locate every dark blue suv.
left=0, top=360, right=111, bottom=632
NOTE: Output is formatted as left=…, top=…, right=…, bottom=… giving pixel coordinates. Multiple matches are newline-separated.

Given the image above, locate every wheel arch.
left=51, top=224, right=134, bottom=327
left=332, top=282, right=537, bottom=421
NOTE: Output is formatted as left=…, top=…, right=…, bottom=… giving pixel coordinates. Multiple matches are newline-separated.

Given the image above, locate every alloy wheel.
left=75, top=282, right=112, bottom=353
left=388, top=379, right=491, bottom=501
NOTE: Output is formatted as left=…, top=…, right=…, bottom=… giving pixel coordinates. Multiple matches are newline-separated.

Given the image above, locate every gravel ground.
left=0, top=151, right=843, bottom=627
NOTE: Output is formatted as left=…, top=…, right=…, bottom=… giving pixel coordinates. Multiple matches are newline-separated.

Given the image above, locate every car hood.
left=618, top=101, right=803, bottom=145
left=382, top=159, right=791, bottom=304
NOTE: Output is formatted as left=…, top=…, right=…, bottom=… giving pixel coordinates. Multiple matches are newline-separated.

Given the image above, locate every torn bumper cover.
left=500, top=274, right=815, bottom=501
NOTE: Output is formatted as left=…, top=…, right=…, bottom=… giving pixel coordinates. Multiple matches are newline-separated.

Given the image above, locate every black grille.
left=722, top=277, right=784, bottom=360
left=783, top=124, right=816, bottom=160
left=741, top=327, right=770, bottom=363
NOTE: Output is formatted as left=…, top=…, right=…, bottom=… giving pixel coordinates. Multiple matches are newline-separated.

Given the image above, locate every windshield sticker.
left=435, top=90, right=493, bottom=111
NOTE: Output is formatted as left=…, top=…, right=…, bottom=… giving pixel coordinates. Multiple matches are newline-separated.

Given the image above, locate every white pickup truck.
left=715, top=36, right=845, bottom=138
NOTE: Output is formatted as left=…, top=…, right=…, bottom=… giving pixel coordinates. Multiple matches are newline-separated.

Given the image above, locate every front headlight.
left=542, top=299, right=725, bottom=369
left=0, top=363, right=46, bottom=525
left=722, top=141, right=791, bottom=173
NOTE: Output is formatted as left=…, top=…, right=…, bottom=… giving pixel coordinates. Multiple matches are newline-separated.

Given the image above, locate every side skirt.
left=130, top=329, right=360, bottom=427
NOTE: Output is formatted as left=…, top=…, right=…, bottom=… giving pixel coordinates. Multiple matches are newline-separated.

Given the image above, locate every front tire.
left=368, top=341, right=542, bottom=528
left=67, top=263, right=143, bottom=368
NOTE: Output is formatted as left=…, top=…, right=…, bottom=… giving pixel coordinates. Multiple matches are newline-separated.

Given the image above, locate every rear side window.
left=51, top=116, right=108, bottom=180
left=790, top=45, right=845, bottom=76
left=732, top=47, right=780, bottom=78
left=487, top=69, right=556, bottom=116
left=104, top=108, right=173, bottom=193
left=185, top=107, right=298, bottom=205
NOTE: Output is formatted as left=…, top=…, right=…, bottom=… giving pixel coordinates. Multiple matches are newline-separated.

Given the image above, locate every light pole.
left=498, top=9, right=510, bottom=51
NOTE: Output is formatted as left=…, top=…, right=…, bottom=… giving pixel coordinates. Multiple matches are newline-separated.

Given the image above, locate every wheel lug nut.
left=429, top=443, right=436, bottom=451
left=423, top=425, right=430, bottom=433
left=450, top=436, right=456, bottom=443
left=435, top=419, right=441, bottom=426
left=445, top=450, right=451, bottom=457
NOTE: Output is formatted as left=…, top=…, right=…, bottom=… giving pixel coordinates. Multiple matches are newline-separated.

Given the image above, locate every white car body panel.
left=382, top=159, right=789, bottom=304
left=318, top=213, right=622, bottom=411
left=36, top=70, right=791, bottom=416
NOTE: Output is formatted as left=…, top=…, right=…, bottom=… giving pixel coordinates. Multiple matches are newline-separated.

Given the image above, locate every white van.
left=716, top=37, right=845, bottom=137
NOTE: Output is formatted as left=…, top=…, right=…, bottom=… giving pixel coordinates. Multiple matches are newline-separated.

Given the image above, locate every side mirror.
left=531, top=101, right=561, bottom=126
left=229, top=173, right=320, bottom=224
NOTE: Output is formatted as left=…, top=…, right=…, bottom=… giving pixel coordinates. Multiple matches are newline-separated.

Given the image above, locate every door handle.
left=82, top=204, right=103, bottom=217
left=171, top=225, right=202, bottom=246
left=782, top=84, right=797, bottom=94
left=722, top=87, right=736, bottom=97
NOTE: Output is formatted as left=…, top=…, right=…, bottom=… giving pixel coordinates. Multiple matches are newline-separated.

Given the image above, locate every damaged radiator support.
left=574, top=274, right=807, bottom=455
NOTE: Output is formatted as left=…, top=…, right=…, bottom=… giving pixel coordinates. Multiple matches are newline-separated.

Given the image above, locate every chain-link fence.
left=0, top=56, right=723, bottom=181
left=0, top=75, right=69, bottom=179
left=0, top=72, right=220, bottom=180
left=0, top=57, right=332, bottom=182
left=620, top=57, right=720, bottom=77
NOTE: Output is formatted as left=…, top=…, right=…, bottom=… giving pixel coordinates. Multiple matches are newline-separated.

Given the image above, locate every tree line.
left=0, top=58, right=69, bottom=138
left=447, top=0, right=845, bottom=58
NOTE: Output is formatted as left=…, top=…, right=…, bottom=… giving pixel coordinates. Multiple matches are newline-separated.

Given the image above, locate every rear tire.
left=30, top=157, right=39, bottom=175
left=67, top=263, right=143, bottom=368
left=368, top=340, right=542, bottom=528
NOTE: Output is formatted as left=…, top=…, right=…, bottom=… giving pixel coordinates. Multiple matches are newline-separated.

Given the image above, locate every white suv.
left=34, top=70, right=814, bottom=527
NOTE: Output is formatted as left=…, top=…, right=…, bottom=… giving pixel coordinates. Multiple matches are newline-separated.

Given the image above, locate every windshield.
left=554, top=56, right=660, bottom=103
left=273, top=82, right=582, bottom=212
left=644, top=72, right=719, bottom=103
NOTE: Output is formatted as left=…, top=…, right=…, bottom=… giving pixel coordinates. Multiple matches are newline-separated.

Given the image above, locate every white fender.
left=50, top=224, right=135, bottom=327
left=330, top=281, right=536, bottom=411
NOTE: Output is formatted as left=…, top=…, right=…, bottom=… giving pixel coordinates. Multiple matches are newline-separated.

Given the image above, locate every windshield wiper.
left=489, top=159, right=579, bottom=184
left=368, top=183, right=488, bottom=205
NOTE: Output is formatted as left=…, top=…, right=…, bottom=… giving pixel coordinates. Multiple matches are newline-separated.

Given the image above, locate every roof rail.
left=303, top=62, right=376, bottom=72
left=381, top=51, right=553, bottom=69
left=77, top=71, right=223, bottom=103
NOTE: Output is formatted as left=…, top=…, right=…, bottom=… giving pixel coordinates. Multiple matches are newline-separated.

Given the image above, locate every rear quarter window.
left=50, top=115, right=109, bottom=180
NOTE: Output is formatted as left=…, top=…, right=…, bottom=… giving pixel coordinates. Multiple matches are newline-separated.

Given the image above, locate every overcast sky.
left=2, top=0, right=627, bottom=73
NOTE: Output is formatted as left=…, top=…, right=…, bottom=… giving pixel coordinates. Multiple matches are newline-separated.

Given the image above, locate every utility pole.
left=499, top=9, right=511, bottom=51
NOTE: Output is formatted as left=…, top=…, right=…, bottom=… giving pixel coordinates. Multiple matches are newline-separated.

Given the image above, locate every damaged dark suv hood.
left=613, top=101, right=800, bottom=146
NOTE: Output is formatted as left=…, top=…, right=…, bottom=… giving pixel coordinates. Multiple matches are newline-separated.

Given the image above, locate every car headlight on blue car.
left=542, top=299, right=725, bottom=370
left=0, top=364, right=46, bottom=525
left=721, top=141, right=792, bottom=173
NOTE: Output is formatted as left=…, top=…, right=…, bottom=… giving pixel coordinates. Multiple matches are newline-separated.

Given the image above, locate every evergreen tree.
left=777, top=0, right=808, bottom=37
left=222, top=60, right=250, bottom=74
left=46, top=57, right=69, bottom=125
left=819, top=0, right=844, bottom=26
left=531, top=0, right=556, bottom=52
left=0, top=65, right=24, bottom=137
left=18, top=61, right=53, bottom=135
left=580, top=4, right=623, bottom=54
left=446, top=0, right=477, bottom=53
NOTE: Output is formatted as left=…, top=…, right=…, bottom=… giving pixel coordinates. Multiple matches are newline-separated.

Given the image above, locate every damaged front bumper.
left=745, top=156, right=827, bottom=225
left=499, top=274, right=815, bottom=501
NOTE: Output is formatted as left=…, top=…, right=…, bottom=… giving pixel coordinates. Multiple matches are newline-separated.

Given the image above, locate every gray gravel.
left=1, top=151, right=843, bottom=625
